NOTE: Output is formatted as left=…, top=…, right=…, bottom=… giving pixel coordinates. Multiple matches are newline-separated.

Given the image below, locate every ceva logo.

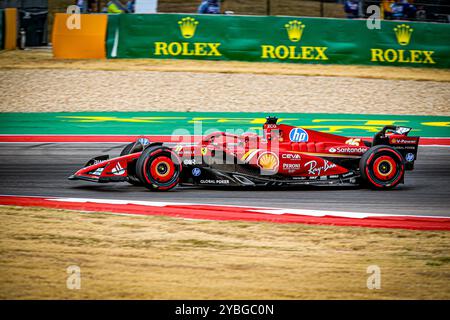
left=289, top=128, right=309, bottom=142
left=154, top=17, right=222, bottom=58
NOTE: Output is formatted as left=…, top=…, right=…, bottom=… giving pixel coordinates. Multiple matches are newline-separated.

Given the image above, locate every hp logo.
left=289, top=128, right=309, bottom=142
left=192, top=167, right=201, bottom=177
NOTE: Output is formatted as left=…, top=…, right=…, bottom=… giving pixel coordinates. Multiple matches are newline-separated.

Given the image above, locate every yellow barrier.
left=52, top=13, right=107, bottom=59
left=4, top=8, right=17, bottom=50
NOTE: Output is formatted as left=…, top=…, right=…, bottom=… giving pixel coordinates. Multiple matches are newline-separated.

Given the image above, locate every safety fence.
left=52, top=13, right=450, bottom=68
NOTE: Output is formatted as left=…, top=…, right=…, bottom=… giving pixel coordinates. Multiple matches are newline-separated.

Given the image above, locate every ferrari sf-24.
left=69, top=117, right=419, bottom=191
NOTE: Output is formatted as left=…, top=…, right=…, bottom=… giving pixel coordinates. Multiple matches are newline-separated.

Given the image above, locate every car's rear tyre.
left=360, top=145, right=404, bottom=189
left=135, top=146, right=181, bottom=191
left=120, top=142, right=142, bottom=186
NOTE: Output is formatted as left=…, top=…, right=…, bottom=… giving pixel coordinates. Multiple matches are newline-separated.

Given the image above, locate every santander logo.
left=328, top=146, right=368, bottom=154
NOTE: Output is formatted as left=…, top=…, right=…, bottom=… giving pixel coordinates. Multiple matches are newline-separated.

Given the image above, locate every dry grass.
left=1, top=49, right=449, bottom=82
left=0, top=206, right=449, bottom=300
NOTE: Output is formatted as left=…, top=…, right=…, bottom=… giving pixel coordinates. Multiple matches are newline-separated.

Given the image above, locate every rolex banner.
left=106, top=14, right=450, bottom=68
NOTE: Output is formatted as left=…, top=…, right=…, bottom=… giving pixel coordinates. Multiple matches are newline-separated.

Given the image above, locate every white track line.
left=43, top=196, right=450, bottom=219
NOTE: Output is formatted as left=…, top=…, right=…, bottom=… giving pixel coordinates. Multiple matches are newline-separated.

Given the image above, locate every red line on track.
left=1, top=195, right=449, bottom=231
left=0, top=135, right=449, bottom=146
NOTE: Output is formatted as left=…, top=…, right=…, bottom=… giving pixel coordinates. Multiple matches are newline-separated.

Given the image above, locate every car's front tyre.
left=135, top=146, right=181, bottom=191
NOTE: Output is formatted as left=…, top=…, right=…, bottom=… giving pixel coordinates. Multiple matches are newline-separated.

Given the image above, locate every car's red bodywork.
left=70, top=117, right=419, bottom=190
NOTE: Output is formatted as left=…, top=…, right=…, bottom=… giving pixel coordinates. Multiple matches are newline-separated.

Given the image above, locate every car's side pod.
left=372, top=125, right=420, bottom=170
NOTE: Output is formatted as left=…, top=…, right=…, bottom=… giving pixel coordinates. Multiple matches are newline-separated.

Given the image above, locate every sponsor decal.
left=174, top=145, right=183, bottom=153
left=257, top=152, right=279, bottom=172
left=283, top=163, right=301, bottom=170
left=155, top=42, right=221, bottom=57
left=90, top=168, right=104, bottom=176
left=329, top=146, right=368, bottom=153
left=260, top=20, right=328, bottom=61
left=178, top=17, right=198, bottom=39
left=304, top=159, right=337, bottom=176
left=285, top=20, right=305, bottom=42
left=93, top=159, right=106, bottom=165
left=192, top=167, right=201, bottom=177
left=395, top=24, right=413, bottom=46
left=289, top=128, right=309, bottom=142
left=405, top=153, right=415, bottom=162
left=345, top=138, right=361, bottom=146
left=370, top=24, right=435, bottom=65
left=391, top=138, right=417, bottom=144
left=199, top=179, right=229, bottom=184
left=395, top=127, right=412, bottom=135
left=342, top=171, right=354, bottom=178
left=154, top=17, right=222, bottom=58
left=282, top=153, right=301, bottom=160
left=183, top=159, right=197, bottom=165
left=394, top=145, right=416, bottom=150
left=179, top=149, right=197, bottom=157
left=201, top=147, right=208, bottom=156
left=111, top=162, right=125, bottom=175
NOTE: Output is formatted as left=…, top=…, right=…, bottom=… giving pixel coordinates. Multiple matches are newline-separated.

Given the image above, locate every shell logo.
left=257, top=152, right=279, bottom=172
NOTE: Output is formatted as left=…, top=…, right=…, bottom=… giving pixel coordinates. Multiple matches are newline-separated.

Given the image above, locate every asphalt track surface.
left=0, top=143, right=449, bottom=217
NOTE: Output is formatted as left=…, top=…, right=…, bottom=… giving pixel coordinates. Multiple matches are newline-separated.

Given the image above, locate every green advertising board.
left=106, top=14, right=450, bottom=68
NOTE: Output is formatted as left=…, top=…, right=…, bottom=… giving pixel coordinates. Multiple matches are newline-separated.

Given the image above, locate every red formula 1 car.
left=69, top=117, right=419, bottom=191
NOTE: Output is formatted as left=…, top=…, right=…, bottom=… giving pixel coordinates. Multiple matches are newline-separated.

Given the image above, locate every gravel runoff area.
left=0, top=69, right=449, bottom=115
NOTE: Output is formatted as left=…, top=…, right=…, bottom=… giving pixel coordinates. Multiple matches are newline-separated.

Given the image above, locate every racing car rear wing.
left=373, top=125, right=419, bottom=170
